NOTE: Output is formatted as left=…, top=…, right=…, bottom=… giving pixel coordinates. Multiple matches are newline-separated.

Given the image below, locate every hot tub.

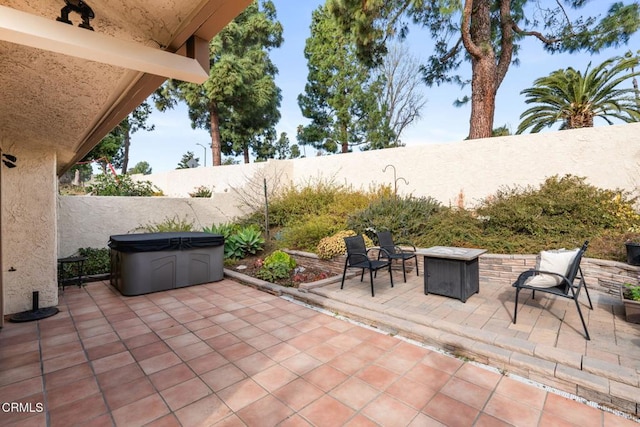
left=109, top=232, right=224, bottom=296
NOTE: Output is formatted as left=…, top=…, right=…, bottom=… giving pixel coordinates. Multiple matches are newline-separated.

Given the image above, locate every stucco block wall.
left=57, top=194, right=250, bottom=257
left=137, top=123, right=640, bottom=206
left=3, top=147, right=58, bottom=314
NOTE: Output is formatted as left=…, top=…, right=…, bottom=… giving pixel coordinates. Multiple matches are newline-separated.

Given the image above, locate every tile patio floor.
left=0, top=278, right=638, bottom=426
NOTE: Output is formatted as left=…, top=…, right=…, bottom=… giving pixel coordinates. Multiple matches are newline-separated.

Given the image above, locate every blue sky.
left=127, top=0, right=640, bottom=173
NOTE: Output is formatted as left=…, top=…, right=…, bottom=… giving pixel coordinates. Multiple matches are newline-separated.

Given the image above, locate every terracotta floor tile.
left=278, top=414, right=314, bottom=427
left=103, top=376, right=156, bottom=410
left=0, top=392, right=45, bottom=425
left=325, top=334, right=363, bottom=351
left=130, top=340, right=171, bottom=361
left=385, top=376, right=438, bottom=410
left=161, top=377, right=212, bottom=411
left=91, top=350, right=135, bottom=375
left=422, top=351, right=464, bottom=374
left=217, top=378, right=269, bottom=412
left=299, top=394, right=355, bottom=427
left=234, top=351, right=276, bottom=376
left=262, top=342, right=300, bottom=362
left=483, top=392, right=542, bottom=426
left=81, top=332, right=120, bottom=349
left=206, top=332, right=242, bottom=350
left=404, top=362, right=452, bottom=391
left=245, top=332, right=282, bottom=351
left=495, top=376, right=547, bottom=409
left=273, top=378, right=325, bottom=411
left=343, top=414, right=380, bottom=427
left=329, top=377, right=380, bottom=410
left=237, top=394, right=294, bottom=426
left=250, top=364, right=298, bottom=392
left=173, top=340, right=213, bottom=361
left=217, top=341, right=257, bottom=361
left=538, top=411, right=580, bottom=427
left=543, top=393, right=604, bottom=427
left=123, top=331, right=160, bottom=349
left=0, top=376, right=43, bottom=402
left=328, top=352, right=369, bottom=376
left=270, top=325, right=303, bottom=341
left=111, top=393, right=170, bottom=426
left=148, top=363, right=195, bottom=391
left=48, top=393, right=108, bottom=427
left=174, top=394, right=232, bottom=427
left=356, top=364, right=400, bottom=391
left=0, top=363, right=43, bottom=387
left=201, top=363, right=247, bottom=391
left=194, top=324, right=227, bottom=340
left=350, top=342, right=387, bottom=363
left=281, top=352, right=323, bottom=376
left=85, top=340, right=127, bottom=361
left=305, top=342, right=345, bottom=362
left=362, top=393, right=419, bottom=426
left=144, top=413, right=182, bottom=427
left=422, top=393, right=480, bottom=427
left=454, top=363, right=502, bottom=390
left=42, top=351, right=87, bottom=374
left=117, top=324, right=154, bottom=339
left=165, top=332, right=201, bottom=349
left=303, top=364, right=348, bottom=392
left=139, top=351, right=181, bottom=375
left=46, top=376, right=100, bottom=410
left=603, top=412, right=640, bottom=426
left=95, top=362, right=145, bottom=389
left=376, top=351, right=420, bottom=375
left=41, top=342, right=83, bottom=361
left=474, top=413, right=515, bottom=427
left=187, top=350, right=229, bottom=375
left=440, top=376, right=492, bottom=410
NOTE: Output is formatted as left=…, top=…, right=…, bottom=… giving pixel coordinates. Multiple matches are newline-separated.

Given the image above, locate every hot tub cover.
left=109, top=232, right=224, bottom=253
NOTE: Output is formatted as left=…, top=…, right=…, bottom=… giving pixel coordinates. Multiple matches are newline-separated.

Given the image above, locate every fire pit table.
left=416, top=246, right=487, bottom=303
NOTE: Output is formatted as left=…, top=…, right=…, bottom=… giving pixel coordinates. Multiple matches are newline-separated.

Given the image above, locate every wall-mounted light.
left=56, top=0, right=95, bottom=31
left=2, top=153, right=17, bottom=168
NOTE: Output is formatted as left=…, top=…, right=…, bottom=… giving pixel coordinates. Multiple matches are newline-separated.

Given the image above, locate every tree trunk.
left=243, top=147, right=250, bottom=164
left=341, top=122, right=349, bottom=153
left=466, top=0, right=497, bottom=140
left=468, top=56, right=497, bottom=139
left=122, top=131, right=130, bottom=173
left=210, top=102, right=222, bottom=166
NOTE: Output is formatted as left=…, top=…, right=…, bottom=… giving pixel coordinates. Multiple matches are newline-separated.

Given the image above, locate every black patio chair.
left=341, top=235, right=394, bottom=297
left=376, top=231, right=418, bottom=282
left=512, top=241, right=593, bottom=340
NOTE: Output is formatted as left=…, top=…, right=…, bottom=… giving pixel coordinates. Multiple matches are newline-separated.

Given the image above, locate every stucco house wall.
left=2, top=145, right=58, bottom=314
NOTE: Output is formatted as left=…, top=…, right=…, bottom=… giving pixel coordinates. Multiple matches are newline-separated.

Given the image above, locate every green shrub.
left=256, top=250, right=297, bottom=282
left=204, top=223, right=264, bottom=259
left=316, top=230, right=375, bottom=260
left=347, top=195, right=442, bottom=242
left=280, top=215, right=343, bottom=252
left=60, top=247, right=110, bottom=280
left=136, top=216, right=194, bottom=233
left=189, top=186, right=213, bottom=198
left=88, top=174, right=161, bottom=196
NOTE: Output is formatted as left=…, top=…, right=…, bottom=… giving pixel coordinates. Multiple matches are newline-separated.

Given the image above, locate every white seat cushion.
left=524, top=248, right=580, bottom=288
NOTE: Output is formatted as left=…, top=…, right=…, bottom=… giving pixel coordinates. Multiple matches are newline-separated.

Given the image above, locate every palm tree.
left=517, top=57, right=640, bottom=134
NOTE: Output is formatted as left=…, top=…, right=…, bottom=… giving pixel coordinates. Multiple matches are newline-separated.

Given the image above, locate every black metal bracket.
left=56, top=0, right=95, bottom=31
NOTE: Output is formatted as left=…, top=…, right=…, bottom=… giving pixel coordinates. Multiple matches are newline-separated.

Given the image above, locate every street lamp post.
left=196, top=143, right=207, bottom=167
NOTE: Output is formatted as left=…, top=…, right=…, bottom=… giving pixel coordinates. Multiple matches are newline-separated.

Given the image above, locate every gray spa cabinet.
left=109, top=232, right=224, bottom=296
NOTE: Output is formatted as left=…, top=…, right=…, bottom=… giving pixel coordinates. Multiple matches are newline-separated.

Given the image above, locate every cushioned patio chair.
left=512, top=241, right=593, bottom=340
left=341, top=235, right=393, bottom=297
left=376, top=231, right=418, bottom=282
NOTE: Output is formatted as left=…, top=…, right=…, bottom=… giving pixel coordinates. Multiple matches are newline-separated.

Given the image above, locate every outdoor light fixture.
left=56, top=0, right=95, bottom=31
left=2, top=153, right=17, bottom=168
